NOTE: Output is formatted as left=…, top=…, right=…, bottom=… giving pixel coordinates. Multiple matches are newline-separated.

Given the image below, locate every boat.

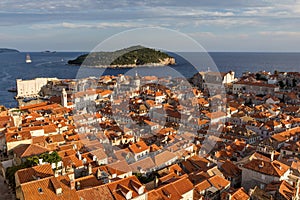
left=40, top=96, right=50, bottom=100
left=7, top=87, right=17, bottom=92
left=42, top=50, right=56, bottom=53
left=23, top=96, right=37, bottom=102
left=23, top=97, right=31, bottom=102
left=26, top=53, right=32, bottom=63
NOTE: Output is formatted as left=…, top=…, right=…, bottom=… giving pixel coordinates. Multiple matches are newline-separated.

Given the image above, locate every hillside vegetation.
left=68, top=45, right=175, bottom=67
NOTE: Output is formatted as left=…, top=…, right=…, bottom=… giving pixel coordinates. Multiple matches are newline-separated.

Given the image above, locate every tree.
left=292, top=79, right=297, bottom=87
left=39, top=152, right=61, bottom=165
left=5, top=162, right=30, bottom=187
left=278, top=80, right=285, bottom=88
left=255, top=73, right=267, bottom=81
left=26, top=156, right=40, bottom=166
left=5, top=151, right=62, bottom=187
left=40, top=152, right=50, bottom=162
left=49, top=151, right=62, bottom=163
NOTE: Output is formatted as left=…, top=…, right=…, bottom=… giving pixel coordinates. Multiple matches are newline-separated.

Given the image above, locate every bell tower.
left=61, top=88, right=67, bottom=107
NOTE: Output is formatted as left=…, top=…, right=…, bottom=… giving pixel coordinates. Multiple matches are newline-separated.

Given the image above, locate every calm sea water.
left=0, top=51, right=299, bottom=108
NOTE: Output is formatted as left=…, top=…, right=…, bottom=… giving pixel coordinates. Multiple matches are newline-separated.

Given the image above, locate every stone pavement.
left=0, top=175, right=15, bottom=200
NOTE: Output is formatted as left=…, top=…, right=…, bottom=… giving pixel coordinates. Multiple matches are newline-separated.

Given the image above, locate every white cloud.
left=188, top=32, right=216, bottom=38
left=259, top=31, right=300, bottom=37
left=30, top=22, right=144, bottom=29
left=1, top=0, right=300, bottom=51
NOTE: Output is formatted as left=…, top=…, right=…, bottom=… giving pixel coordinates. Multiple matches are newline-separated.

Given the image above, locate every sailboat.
left=26, top=53, right=32, bottom=63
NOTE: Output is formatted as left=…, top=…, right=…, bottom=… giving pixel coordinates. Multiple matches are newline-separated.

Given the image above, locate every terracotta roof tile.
left=106, top=176, right=147, bottom=200
left=153, top=150, right=177, bottom=167
left=156, top=183, right=182, bottom=200
left=171, top=177, right=194, bottom=196
left=13, top=144, right=49, bottom=158
left=129, top=140, right=149, bottom=154
left=74, top=175, right=102, bottom=190
left=230, top=187, right=250, bottom=200
left=220, top=160, right=242, bottom=178
left=20, top=175, right=79, bottom=200
left=76, top=185, right=114, bottom=200
left=16, top=164, right=54, bottom=184
left=195, top=180, right=211, bottom=191
left=243, top=159, right=289, bottom=177
left=208, top=175, right=230, bottom=190
left=62, top=155, right=83, bottom=168
left=129, top=157, right=156, bottom=173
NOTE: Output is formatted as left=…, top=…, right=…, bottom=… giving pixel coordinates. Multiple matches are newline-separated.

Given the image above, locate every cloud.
left=259, top=31, right=300, bottom=37
left=189, top=32, right=249, bottom=40
left=30, top=22, right=144, bottom=29
left=188, top=32, right=216, bottom=38
left=1, top=0, right=300, bottom=51
left=0, top=0, right=299, bottom=30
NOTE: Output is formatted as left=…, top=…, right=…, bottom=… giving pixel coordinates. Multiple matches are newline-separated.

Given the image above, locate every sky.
left=1, top=0, right=300, bottom=52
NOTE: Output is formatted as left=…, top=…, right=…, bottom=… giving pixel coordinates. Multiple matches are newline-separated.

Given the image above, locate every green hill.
left=68, top=46, right=175, bottom=67
left=0, top=48, right=19, bottom=53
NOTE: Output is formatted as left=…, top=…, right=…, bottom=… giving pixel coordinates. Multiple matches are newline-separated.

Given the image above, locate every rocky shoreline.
left=80, top=57, right=176, bottom=68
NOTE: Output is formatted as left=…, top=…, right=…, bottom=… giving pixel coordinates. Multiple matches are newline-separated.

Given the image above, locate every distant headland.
left=68, top=45, right=175, bottom=68
left=0, top=48, right=19, bottom=53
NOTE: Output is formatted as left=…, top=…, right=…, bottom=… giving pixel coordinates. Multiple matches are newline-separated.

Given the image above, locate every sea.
left=0, top=51, right=299, bottom=108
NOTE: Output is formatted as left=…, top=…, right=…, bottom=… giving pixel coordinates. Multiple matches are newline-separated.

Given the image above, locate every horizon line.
left=16, top=50, right=300, bottom=53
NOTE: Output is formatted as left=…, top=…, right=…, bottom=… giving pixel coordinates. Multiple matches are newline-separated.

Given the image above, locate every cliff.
left=68, top=45, right=175, bottom=67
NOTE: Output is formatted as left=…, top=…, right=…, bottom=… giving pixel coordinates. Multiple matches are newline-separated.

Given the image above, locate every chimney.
left=154, top=176, right=159, bottom=188
left=96, top=169, right=101, bottom=180
left=271, top=151, right=275, bottom=161
left=76, top=181, right=81, bottom=190
left=50, top=177, right=62, bottom=195
left=88, top=163, right=92, bottom=175
left=62, top=166, right=66, bottom=175
left=70, top=180, right=75, bottom=190
left=77, top=151, right=82, bottom=160
left=118, top=184, right=133, bottom=200
left=68, top=172, right=75, bottom=182
left=54, top=170, right=59, bottom=177
left=130, top=180, right=145, bottom=195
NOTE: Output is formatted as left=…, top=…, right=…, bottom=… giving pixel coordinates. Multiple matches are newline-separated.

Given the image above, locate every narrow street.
left=0, top=175, right=15, bottom=200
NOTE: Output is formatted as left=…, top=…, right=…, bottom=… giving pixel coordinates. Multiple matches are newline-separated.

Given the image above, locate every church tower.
left=133, top=71, right=141, bottom=89
left=61, top=88, right=67, bottom=107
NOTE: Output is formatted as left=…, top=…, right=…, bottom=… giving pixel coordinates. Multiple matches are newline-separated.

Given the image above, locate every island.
left=68, top=45, right=175, bottom=68
left=0, top=48, right=19, bottom=53
left=41, top=50, right=56, bottom=53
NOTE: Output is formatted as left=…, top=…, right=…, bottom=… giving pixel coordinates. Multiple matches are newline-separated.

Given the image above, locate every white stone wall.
left=241, top=167, right=280, bottom=191
left=181, top=190, right=194, bottom=200
left=7, top=139, right=32, bottom=151
left=223, top=72, right=235, bottom=84
left=16, top=78, right=58, bottom=98
left=30, top=129, right=44, bottom=137
left=233, top=83, right=279, bottom=95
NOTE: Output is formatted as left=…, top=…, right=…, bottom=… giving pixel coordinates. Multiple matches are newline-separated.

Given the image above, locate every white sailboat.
left=26, top=53, right=32, bottom=63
